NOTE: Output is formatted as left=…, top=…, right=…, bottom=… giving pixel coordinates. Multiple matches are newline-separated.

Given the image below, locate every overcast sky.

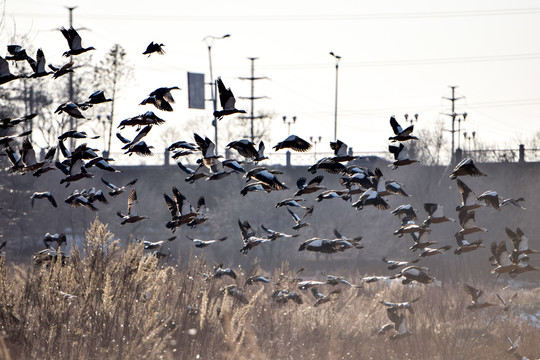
left=4, top=0, right=540, bottom=160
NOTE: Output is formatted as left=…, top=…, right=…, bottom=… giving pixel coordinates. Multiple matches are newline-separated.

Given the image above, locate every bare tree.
left=408, top=119, right=448, bottom=165
left=93, top=44, right=133, bottom=156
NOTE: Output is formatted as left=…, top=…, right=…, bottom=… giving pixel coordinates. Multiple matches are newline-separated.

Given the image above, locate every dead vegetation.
left=0, top=219, right=538, bottom=360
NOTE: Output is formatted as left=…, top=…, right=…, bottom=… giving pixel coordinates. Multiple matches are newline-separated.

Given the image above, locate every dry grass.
left=0, top=219, right=539, bottom=360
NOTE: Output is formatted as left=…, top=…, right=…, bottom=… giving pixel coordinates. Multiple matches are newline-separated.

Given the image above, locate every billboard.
left=187, top=72, right=205, bottom=109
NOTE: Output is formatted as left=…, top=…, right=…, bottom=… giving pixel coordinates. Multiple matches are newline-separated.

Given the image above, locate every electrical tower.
left=442, top=86, right=467, bottom=164
left=238, top=57, right=269, bottom=142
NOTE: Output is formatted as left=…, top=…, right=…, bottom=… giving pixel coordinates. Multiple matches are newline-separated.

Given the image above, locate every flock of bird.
left=0, top=27, right=538, bottom=358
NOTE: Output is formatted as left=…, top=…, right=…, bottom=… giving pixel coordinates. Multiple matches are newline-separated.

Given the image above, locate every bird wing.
left=216, top=77, right=236, bottom=109
left=286, top=207, right=301, bottom=223
left=127, top=189, right=138, bottom=215
left=389, top=116, right=403, bottom=135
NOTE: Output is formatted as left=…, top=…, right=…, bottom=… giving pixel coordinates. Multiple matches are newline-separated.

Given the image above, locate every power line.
left=12, top=8, right=540, bottom=22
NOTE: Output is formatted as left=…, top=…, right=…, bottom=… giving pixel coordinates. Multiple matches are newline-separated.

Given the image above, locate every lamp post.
left=283, top=115, right=296, bottom=136
left=457, top=112, right=467, bottom=149
left=404, top=113, right=419, bottom=125
left=203, top=34, right=230, bottom=154
left=283, top=115, right=296, bottom=166
left=310, top=135, right=322, bottom=161
left=329, top=52, right=341, bottom=141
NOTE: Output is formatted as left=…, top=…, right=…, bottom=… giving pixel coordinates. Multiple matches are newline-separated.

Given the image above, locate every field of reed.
left=0, top=219, right=538, bottom=360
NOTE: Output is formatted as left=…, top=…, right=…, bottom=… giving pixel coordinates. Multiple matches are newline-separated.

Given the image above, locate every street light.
left=283, top=115, right=296, bottom=136
left=310, top=135, right=322, bottom=161
left=329, top=52, right=341, bottom=141
left=203, top=34, right=230, bottom=154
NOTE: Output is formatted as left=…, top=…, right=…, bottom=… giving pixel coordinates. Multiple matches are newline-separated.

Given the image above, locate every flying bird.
left=273, top=135, right=312, bottom=152
left=117, top=189, right=148, bottom=225
left=213, top=77, right=246, bottom=119
left=60, top=26, right=95, bottom=56
left=143, top=42, right=165, bottom=56
left=30, top=192, right=57, bottom=208
left=449, top=158, right=486, bottom=179
left=388, top=116, right=418, bottom=142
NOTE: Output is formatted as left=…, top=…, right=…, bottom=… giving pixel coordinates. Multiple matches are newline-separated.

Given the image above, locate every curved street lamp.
left=203, top=34, right=231, bottom=154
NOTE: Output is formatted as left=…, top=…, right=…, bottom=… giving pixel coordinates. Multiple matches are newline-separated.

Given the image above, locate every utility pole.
left=239, top=57, right=268, bottom=143
left=442, top=86, right=467, bottom=164
left=66, top=6, right=77, bottom=150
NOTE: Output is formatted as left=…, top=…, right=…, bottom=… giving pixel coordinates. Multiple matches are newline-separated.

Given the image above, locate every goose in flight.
left=379, top=296, right=421, bottom=314
left=287, top=205, right=313, bottom=230
left=260, top=224, right=299, bottom=240
left=117, top=189, right=148, bottom=225
left=273, top=135, right=312, bottom=152
left=49, top=61, right=74, bottom=79
left=454, top=234, right=484, bottom=255
left=60, top=26, right=95, bottom=56
left=294, top=175, right=326, bottom=196
left=396, top=266, right=434, bottom=285
left=186, top=235, right=227, bottom=248
left=449, top=158, right=486, bottom=179
left=455, top=179, right=483, bottom=212
left=213, top=77, right=246, bottom=119
left=26, top=49, right=52, bottom=78
left=238, top=219, right=271, bottom=255
left=388, top=116, right=418, bottom=142
left=0, top=56, right=23, bottom=85
left=30, top=192, right=57, bottom=208
left=143, top=42, right=165, bottom=56
left=476, top=190, right=500, bottom=210
left=423, top=203, right=455, bottom=226
left=311, top=287, right=342, bottom=307
left=388, top=143, right=418, bottom=169
left=140, top=86, right=180, bottom=111
left=101, top=178, right=138, bottom=197
left=329, top=140, right=357, bottom=162
left=463, top=284, right=495, bottom=311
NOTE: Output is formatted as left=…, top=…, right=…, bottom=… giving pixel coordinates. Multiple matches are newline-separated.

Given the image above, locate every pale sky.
left=4, top=0, right=540, bottom=161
